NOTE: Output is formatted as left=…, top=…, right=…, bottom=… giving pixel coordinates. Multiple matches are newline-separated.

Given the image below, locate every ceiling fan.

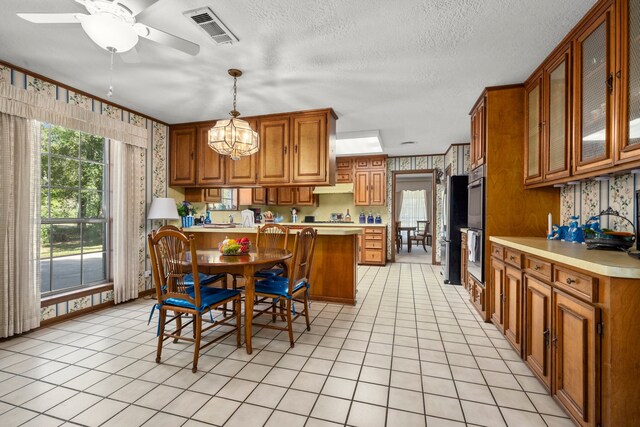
left=17, top=0, right=200, bottom=56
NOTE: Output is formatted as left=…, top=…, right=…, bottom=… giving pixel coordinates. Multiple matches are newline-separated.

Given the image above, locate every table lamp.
left=148, top=197, right=180, bottom=224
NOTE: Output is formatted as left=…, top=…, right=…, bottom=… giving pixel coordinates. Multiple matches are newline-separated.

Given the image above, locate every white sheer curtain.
left=399, top=190, right=427, bottom=228
left=112, top=140, right=146, bottom=304
left=0, top=113, right=41, bottom=337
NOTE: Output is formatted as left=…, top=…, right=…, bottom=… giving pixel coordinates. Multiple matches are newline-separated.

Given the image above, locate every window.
left=40, top=124, right=109, bottom=295
left=399, top=190, right=427, bottom=228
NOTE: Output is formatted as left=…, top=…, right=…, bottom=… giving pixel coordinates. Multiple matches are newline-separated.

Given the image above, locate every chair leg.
left=303, top=293, right=311, bottom=331
left=286, top=299, right=294, bottom=347
left=235, top=298, right=242, bottom=348
left=279, top=299, right=286, bottom=321
left=173, top=310, right=182, bottom=343
left=156, top=309, right=166, bottom=363
left=192, top=313, right=202, bottom=373
left=422, top=238, right=427, bottom=252
left=272, top=298, right=278, bottom=322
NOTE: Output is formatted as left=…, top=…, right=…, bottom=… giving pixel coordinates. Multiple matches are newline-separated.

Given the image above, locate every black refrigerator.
left=440, top=175, right=468, bottom=284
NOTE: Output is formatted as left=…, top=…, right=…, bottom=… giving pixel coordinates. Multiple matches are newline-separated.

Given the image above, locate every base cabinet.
left=357, top=227, right=386, bottom=266
left=504, top=266, right=523, bottom=354
left=524, top=274, right=553, bottom=390
left=490, top=258, right=506, bottom=332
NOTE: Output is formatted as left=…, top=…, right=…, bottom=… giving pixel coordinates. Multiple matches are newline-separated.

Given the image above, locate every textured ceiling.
left=0, top=0, right=596, bottom=155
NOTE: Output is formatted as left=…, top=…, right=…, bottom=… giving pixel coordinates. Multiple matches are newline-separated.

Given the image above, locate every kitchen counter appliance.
left=467, top=166, right=485, bottom=283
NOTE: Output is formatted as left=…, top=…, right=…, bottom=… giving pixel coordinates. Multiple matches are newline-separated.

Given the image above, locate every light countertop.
left=183, top=226, right=363, bottom=236
left=282, top=222, right=386, bottom=228
left=490, top=236, right=640, bottom=279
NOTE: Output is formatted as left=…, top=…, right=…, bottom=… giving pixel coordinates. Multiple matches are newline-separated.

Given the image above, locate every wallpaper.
left=0, top=63, right=169, bottom=322
left=560, top=172, right=639, bottom=234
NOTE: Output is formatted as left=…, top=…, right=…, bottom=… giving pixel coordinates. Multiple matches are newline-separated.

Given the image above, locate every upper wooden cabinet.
left=336, top=157, right=353, bottom=183
left=251, top=188, right=267, bottom=205
left=351, top=156, right=387, bottom=206
left=470, top=96, right=486, bottom=170
left=169, top=108, right=336, bottom=189
left=196, top=123, right=225, bottom=186
left=617, top=0, right=640, bottom=163
left=573, top=1, right=616, bottom=174
left=271, top=187, right=317, bottom=206
left=259, top=116, right=290, bottom=185
left=169, top=127, right=196, bottom=186
left=525, top=75, right=543, bottom=185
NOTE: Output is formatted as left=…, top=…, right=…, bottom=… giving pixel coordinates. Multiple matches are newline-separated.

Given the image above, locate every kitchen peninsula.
left=184, top=226, right=362, bottom=305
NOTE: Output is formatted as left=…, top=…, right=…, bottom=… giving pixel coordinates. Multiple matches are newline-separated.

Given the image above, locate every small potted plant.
left=177, top=201, right=197, bottom=228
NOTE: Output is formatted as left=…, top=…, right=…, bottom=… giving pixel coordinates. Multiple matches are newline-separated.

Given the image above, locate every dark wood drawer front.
left=554, top=266, right=598, bottom=303
left=504, top=249, right=522, bottom=268
left=492, top=244, right=504, bottom=259
left=525, top=256, right=552, bottom=282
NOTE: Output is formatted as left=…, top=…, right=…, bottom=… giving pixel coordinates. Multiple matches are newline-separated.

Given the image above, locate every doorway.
left=391, top=170, right=437, bottom=264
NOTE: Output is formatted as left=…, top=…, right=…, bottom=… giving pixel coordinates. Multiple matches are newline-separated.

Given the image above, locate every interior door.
left=524, top=274, right=552, bottom=390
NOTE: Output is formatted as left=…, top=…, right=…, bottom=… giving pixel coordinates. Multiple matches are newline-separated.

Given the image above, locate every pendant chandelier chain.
left=230, top=74, right=240, bottom=118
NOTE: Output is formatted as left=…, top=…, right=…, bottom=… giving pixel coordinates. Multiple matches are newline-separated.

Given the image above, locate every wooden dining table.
left=190, top=248, right=292, bottom=354
left=398, top=226, right=417, bottom=252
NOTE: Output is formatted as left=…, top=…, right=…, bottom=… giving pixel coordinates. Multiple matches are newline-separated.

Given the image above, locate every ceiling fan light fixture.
left=208, top=69, right=259, bottom=160
left=80, top=13, right=138, bottom=53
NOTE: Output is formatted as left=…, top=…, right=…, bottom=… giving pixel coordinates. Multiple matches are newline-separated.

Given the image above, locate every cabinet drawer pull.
left=284, top=145, right=288, bottom=154
left=509, top=256, right=515, bottom=261
left=534, top=265, right=541, bottom=271
left=565, top=277, right=576, bottom=285
left=295, top=144, right=298, bottom=154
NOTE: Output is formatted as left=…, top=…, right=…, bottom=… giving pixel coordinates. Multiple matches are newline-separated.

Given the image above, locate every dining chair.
left=155, top=225, right=227, bottom=288
left=254, top=223, right=290, bottom=278
left=395, top=220, right=402, bottom=253
left=148, top=228, right=242, bottom=373
left=252, top=227, right=317, bottom=347
left=409, top=220, right=431, bottom=252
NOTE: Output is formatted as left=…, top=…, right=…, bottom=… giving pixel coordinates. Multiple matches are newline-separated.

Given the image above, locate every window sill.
left=41, top=283, right=113, bottom=307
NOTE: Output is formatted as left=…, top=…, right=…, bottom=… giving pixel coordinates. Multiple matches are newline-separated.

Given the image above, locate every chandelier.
left=208, top=69, right=259, bottom=160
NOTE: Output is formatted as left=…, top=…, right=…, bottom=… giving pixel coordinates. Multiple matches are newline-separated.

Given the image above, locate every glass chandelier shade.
left=208, top=69, right=259, bottom=161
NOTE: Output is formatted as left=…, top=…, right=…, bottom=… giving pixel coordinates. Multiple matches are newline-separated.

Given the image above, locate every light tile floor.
left=0, top=263, right=574, bottom=427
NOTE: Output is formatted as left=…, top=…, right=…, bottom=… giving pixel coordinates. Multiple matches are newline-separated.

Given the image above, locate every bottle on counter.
left=204, top=210, right=212, bottom=224
left=345, top=209, right=352, bottom=222
left=367, top=211, right=374, bottom=224
left=375, top=212, right=382, bottom=224
left=359, top=211, right=366, bottom=224
left=229, top=214, right=234, bottom=224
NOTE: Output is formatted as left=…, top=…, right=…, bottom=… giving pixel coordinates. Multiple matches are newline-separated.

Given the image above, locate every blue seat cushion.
left=254, top=267, right=284, bottom=279
left=166, top=286, right=240, bottom=312
left=184, top=272, right=225, bottom=286
left=255, top=276, right=308, bottom=297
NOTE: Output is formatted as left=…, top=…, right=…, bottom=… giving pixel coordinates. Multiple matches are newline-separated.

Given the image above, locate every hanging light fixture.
left=208, top=69, right=259, bottom=160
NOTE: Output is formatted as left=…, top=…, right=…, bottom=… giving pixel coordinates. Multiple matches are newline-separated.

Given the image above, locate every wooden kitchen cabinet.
left=336, top=157, right=352, bottom=183
left=359, top=227, right=386, bottom=265
left=524, top=274, right=553, bottom=390
left=196, top=124, right=225, bottom=186
left=295, top=187, right=317, bottom=206
left=616, top=0, right=640, bottom=163
left=525, top=73, right=543, bottom=185
left=291, top=113, right=329, bottom=184
left=276, top=188, right=295, bottom=206
left=252, top=188, right=268, bottom=205
left=573, top=1, right=616, bottom=174
left=470, top=96, right=486, bottom=170
left=553, top=290, right=599, bottom=427
left=271, top=187, right=316, bottom=206
left=470, top=275, right=487, bottom=320
left=169, top=127, right=196, bottom=186
left=226, top=118, right=259, bottom=186
left=259, top=116, right=290, bottom=185
left=489, top=258, right=506, bottom=333
left=504, top=265, right=524, bottom=355
left=353, top=157, right=387, bottom=206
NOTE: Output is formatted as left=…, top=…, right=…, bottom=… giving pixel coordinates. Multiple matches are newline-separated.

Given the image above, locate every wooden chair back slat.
left=287, top=227, right=317, bottom=294
left=256, top=223, right=289, bottom=250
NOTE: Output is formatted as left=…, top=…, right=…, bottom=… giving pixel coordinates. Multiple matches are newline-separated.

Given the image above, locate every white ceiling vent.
left=183, top=7, right=238, bottom=45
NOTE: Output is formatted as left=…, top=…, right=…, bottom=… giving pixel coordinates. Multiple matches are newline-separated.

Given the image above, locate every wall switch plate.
left=144, top=270, right=152, bottom=278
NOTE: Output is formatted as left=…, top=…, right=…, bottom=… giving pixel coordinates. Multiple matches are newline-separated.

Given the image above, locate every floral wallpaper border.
left=0, top=62, right=168, bottom=322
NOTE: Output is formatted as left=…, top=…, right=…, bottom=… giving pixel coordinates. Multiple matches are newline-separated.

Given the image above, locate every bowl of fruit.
left=218, top=237, right=251, bottom=255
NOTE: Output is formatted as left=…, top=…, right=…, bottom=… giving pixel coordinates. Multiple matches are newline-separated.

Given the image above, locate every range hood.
left=313, top=183, right=354, bottom=194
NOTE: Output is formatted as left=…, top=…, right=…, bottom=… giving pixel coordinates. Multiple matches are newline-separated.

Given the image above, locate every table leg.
left=406, top=230, right=412, bottom=253
left=243, top=267, right=254, bottom=354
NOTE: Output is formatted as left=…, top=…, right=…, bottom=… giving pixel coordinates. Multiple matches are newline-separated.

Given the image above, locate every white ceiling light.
left=336, top=130, right=383, bottom=156
left=80, top=13, right=138, bottom=53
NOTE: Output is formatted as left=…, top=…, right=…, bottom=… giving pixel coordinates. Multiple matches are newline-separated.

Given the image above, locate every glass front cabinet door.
left=617, top=0, right=640, bottom=162
left=525, top=74, right=543, bottom=185
left=573, top=2, right=616, bottom=174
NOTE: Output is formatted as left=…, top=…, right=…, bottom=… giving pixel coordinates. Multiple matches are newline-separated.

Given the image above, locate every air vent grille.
left=183, top=7, right=238, bottom=45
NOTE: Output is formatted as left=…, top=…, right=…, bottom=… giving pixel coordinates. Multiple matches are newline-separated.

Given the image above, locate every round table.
left=398, top=226, right=417, bottom=252
left=188, top=248, right=292, bottom=354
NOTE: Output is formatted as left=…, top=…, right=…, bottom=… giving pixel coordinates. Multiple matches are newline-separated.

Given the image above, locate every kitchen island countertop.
left=183, top=226, right=363, bottom=236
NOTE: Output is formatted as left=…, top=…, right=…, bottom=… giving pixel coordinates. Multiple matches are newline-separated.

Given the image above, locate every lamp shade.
left=148, top=198, right=180, bottom=220
left=80, top=13, right=139, bottom=53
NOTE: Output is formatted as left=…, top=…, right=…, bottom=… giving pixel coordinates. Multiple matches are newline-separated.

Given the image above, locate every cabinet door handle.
left=191, top=152, right=194, bottom=160
left=607, top=73, right=614, bottom=94
left=534, top=265, right=541, bottom=271
left=543, top=329, right=550, bottom=348
left=295, top=144, right=298, bottom=154
left=509, top=256, right=515, bottom=261
left=284, top=145, right=288, bottom=155
left=565, top=277, right=576, bottom=284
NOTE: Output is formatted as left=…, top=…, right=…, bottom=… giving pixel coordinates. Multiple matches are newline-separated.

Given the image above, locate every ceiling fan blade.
left=119, top=0, right=161, bottom=16
left=120, top=46, right=141, bottom=63
left=134, top=23, right=200, bottom=56
left=16, top=13, right=85, bottom=24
